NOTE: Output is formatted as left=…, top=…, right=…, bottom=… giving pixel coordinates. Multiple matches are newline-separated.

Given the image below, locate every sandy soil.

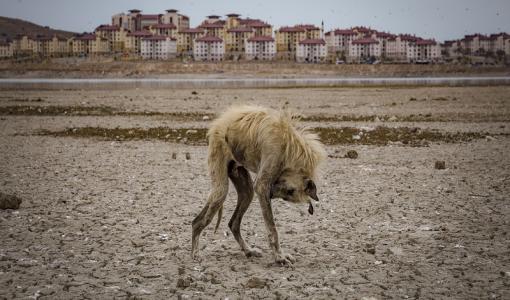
left=0, top=85, right=509, bottom=299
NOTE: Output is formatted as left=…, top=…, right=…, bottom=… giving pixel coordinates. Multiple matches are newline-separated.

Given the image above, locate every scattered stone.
left=388, top=115, right=398, bottom=122
left=186, top=129, right=198, bottom=135
left=191, top=91, right=198, bottom=95
left=0, top=192, right=22, bottom=210
left=245, top=277, right=267, bottom=289
left=435, top=161, right=446, bottom=170
left=210, top=277, right=221, bottom=284
left=172, top=152, right=177, bottom=159
left=352, top=135, right=361, bottom=140
left=364, top=244, right=376, bottom=255
left=202, top=115, right=210, bottom=121
left=178, top=266, right=185, bottom=275
left=185, top=153, right=191, bottom=160
left=176, top=277, right=192, bottom=289
left=345, top=150, right=358, bottom=159
left=374, top=116, right=381, bottom=122
left=389, top=247, right=403, bottom=256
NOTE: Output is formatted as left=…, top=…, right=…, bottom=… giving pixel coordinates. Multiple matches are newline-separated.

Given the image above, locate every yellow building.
left=148, top=24, right=178, bottom=38
left=225, top=27, right=254, bottom=53
left=199, top=22, right=226, bottom=39
left=0, top=40, right=13, bottom=58
left=126, top=31, right=153, bottom=54
left=178, top=28, right=205, bottom=54
left=276, top=24, right=321, bottom=59
left=95, top=25, right=129, bottom=52
left=12, top=35, right=34, bottom=56
left=71, top=34, right=109, bottom=56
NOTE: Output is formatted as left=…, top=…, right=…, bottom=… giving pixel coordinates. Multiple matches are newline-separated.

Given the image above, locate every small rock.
left=176, top=277, right=192, bottom=289
left=388, top=115, right=398, bottom=122
left=364, top=244, right=376, bottom=255
left=202, top=115, right=210, bottom=121
left=172, top=153, right=177, bottom=159
left=374, top=116, right=381, bottom=122
left=435, top=161, right=446, bottom=170
left=191, top=91, right=198, bottom=95
left=374, top=260, right=383, bottom=265
left=485, top=135, right=496, bottom=141
left=0, top=192, right=22, bottom=210
left=352, top=135, right=361, bottom=140
left=186, top=129, right=198, bottom=135
left=185, top=153, right=191, bottom=160
left=210, top=277, right=221, bottom=284
left=245, top=277, right=266, bottom=289
left=345, top=150, right=358, bottom=159
left=178, top=266, right=185, bottom=275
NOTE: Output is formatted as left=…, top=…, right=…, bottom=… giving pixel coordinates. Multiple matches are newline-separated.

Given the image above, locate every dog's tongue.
left=308, top=202, right=314, bottom=215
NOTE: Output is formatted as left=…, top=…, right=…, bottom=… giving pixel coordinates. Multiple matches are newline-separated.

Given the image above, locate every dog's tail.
left=214, top=204, right=223, bottom=233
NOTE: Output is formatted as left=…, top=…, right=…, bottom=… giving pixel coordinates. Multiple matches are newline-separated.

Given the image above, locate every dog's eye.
left=286, top=189, right=295, bottom=196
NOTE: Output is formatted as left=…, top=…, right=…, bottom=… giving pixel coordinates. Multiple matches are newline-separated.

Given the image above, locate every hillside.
left=0, top=16, right=76, bottom=40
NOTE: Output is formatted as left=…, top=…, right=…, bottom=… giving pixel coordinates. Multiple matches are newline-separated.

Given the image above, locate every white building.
left=413, top=39, right=441, bottom=62
left=141, top=36, right=177, bottom=60
left=349, top=37, right=381, bottom=62
left=245, top=36, right=276, bottom=60
left=296, top=39, right=327, bottom=63
left=325, top=29, right=357, bottom=58
left=193, top=36, right=225, bottom=61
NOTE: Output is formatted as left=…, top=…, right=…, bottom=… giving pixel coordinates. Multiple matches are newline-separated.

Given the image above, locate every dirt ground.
left=0, top=85, right=509, bottom=299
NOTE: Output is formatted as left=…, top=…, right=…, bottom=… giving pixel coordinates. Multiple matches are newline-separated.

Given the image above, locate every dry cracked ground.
left=0, top=85, right=509, bottom=299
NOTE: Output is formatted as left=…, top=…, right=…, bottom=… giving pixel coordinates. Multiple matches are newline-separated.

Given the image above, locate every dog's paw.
left=245, top=247, right=263, bottom=258
left=275, top=252, right=296, bottom=266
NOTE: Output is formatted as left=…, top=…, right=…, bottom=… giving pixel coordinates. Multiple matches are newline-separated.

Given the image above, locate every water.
left=0, top=76, right=509, bottom=89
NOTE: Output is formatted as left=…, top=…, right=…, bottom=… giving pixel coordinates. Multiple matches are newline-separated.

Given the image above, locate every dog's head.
left=270, top=169, right=319, bottom=215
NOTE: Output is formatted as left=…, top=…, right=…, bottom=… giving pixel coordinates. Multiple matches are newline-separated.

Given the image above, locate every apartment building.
left=245, top=36, right=276, bottom=60
left=11, top=35, right=34, bottom=56
left=409, top=39, right=441, bottom=62
left=296, top=38, right=327, bottom=63
left=71, top=33, right=109, bottom=56
left=177, top=28, right=205, bottom=54
left=94, top=25, right=129, bottom=52
left=225, top=27, right=254, bottom=54
left=242, top=19, right=272, bottom=37
left=0, top=40, right=13, bottom=58
left=193, top=36, right=225, bottom=61
left=141, top=36, right=177, bottom=60
left=348, top=37, right=381, bottom=62
left=276, top=25, right=320, bottom=59
left=160, top=9, right=190, bottom=31
left=125, top=31, right=153, bottom=54
left=325, top=29, right=357, bottom=58
left=148, top=24, right=178, bottom=38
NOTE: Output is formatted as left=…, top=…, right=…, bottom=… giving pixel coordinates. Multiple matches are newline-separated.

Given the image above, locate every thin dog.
left=191, top=105, right=326, bottom=265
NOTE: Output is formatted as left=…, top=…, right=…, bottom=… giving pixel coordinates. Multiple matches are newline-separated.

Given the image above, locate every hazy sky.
left=1, top=0, right=509, bottom=41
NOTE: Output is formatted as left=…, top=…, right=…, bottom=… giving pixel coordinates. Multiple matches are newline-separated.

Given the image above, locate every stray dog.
left=191, top=105, right=326, bottom=265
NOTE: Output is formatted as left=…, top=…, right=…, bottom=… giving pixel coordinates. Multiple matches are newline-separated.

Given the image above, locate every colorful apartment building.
left=125, top=31, right=153, bottom=54
left=70, top=33, right=109, bottom=56
left=348, top=37, right=381, bottom=62
left=193, top=36, right=225, bottom=61
left=141, top=36, right=177, bottom=60
left=148, top=24, right=178, bottom=38
left=276, top=24, right=321, bottom=60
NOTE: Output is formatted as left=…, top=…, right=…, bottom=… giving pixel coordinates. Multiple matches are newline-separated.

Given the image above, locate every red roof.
left=247, top=35, right=274, bottom=42
left=299, top=38, right=326, bottom=45
left=352, top=37, right=379, bottom=45
left=399, top=34, right=419, bottom=42
left=95, top=25, right=121, bottom=31
left=179, top=28, right=205, bottom=34
left=227, top=27, right=253, bottom=33
left=140, top=14, right=160, bottom=20
left=127, top=31, right=153, bottom=37
left=279, top=26, right=305, bottom=33
left=416, top=39, right=437, bottom=46
left=75, top=34, right=97, bottom=41
left=195, top=36, right=223, bottom=42
left=151, top=24, right=176, bottom=29
left=333, top=29, right=356, bottom=35
left=200, top=22, right=225, bottom=29
left=142, top=35, right=176, bottom=41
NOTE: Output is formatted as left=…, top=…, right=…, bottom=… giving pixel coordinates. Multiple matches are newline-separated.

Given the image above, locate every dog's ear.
left=304, top=178, right=318, bottom=201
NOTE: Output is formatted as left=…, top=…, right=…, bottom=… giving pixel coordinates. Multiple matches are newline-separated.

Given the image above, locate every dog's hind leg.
left=191, top=143, right=230, bottom=259
left=228, top=162, right=261, bottom=258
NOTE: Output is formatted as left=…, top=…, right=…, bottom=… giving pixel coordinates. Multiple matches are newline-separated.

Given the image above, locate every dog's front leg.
left=255, top=161, right=296, bottom=266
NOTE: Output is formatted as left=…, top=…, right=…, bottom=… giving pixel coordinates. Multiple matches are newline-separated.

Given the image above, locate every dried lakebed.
left=33, top=126, right=494, bottom=147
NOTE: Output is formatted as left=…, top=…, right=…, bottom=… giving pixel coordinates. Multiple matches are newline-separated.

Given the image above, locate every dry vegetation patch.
left=34, top=126, right=494, bottom=146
